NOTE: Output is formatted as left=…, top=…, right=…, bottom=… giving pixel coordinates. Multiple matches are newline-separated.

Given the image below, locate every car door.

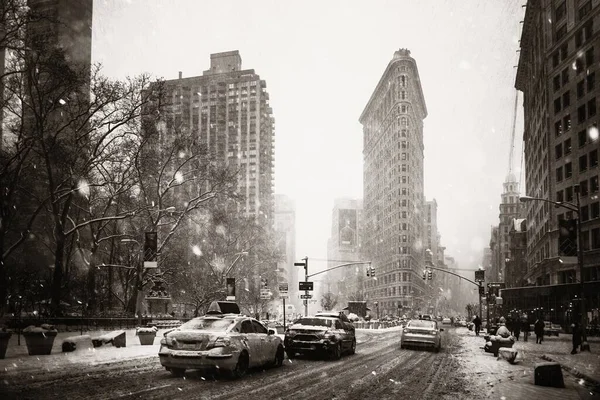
left=240, top=319, right=262, bottom=367
left=251, top=320, right=273, bottom=365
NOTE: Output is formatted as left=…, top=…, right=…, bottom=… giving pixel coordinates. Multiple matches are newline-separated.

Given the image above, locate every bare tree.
left=320, top=292, right=339, bottom=311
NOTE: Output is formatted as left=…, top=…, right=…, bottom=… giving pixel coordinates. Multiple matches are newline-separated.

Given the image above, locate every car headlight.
left=207, top=337, right=230, bottom=349
left=286, top=330, right=297, bottom=337
left=403, top=328, right=408, bottom=334
left=324, top=332, right=336, bottom=341
left=161, top=336, right=176, bottom=348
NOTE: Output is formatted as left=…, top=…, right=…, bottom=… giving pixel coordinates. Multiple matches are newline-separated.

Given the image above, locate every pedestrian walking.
left=513, top=321, right=521, bottom=341
left=534, top=318, right=545, bottom=344
left=571, top=322, right=582, bottom=354
left=522, top=318, right=530, bottom=342
left=473, top=315, right=482, bottom=336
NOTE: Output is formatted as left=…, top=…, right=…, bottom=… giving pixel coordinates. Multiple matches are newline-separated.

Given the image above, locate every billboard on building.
left=338, top=209, right=357, bottom=249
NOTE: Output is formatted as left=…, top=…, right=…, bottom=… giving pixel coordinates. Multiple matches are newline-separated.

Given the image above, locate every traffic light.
left=558, top=218, right=577, bottom=256
left=422, top=271, right=427, bottom=280
left=261, top=278, right=268, bottom=288
left=427, top=270, right=433, bottom=280
left=478, top=285, right=484, bottom=296
left=370, top=267, right=376, bottom=277
left=366, top=267, right=371, bottom=277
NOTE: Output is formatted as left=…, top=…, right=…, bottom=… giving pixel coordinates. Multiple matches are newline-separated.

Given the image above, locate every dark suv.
left=284, top=311, right=356, bottom=360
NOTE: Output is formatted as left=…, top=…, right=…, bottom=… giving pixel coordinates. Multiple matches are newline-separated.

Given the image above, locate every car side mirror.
left=440, top=328, right=444, bottom=332
left=268, top=329, right=275, bottom=335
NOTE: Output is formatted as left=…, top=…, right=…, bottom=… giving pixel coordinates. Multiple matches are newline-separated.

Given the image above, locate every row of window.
left=555, top=101, right=597, bottom=136
left=556, top=176, right=600, bottom=203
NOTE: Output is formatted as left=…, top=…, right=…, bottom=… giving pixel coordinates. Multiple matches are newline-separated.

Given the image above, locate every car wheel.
left=330, top=342, right=342, bottom=360
left=169, top=367, right=186, bottom=377
left=273, top=345, right=285, bottom=367
left=286, top=349, right=296, bottom=359
left=434, top=345, right=440, bottom=353
left=231, top=351, right=249, bottom=379
left=348, top=338, right=356, bottom=355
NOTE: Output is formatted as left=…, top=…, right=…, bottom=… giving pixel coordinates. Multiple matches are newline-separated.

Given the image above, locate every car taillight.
left=161, top=336, right=176, bottom=348
left=207, top=337, right=230, bottom=349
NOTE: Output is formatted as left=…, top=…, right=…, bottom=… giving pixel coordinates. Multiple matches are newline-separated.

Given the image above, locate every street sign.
left=299, top=282, right=313, bottom=291
left=279, top=283, right=289, bottom=294
left=300, top=294, right=312, bottom=299
left=475, top=270, right=485, bottom=282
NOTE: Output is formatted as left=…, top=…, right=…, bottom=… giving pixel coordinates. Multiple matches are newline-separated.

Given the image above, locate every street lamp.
left=374, top=301, right=379, bottom=320
left=520, top=185, right=589, bottom=351
left=121, top=238, right=144, bottom=325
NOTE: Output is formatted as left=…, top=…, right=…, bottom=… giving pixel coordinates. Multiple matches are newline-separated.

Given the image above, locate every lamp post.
left=520, top=186, right=589, bottom=351
left=121, top=238, right=143, bottom=325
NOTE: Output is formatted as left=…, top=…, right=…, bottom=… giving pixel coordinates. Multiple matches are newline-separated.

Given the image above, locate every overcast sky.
left=93, top=0, right=525, bottom=272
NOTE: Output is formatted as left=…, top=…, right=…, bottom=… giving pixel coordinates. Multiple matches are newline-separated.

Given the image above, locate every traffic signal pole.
left=304, top=257, right=308, bottom=316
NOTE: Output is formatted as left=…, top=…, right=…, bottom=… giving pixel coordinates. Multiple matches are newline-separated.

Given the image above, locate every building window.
left=588, top=98, right=597, bottom=117
left=401, top=164, right=407, bottom=172
left=590, top=149, right=598, bottom=168
left=564, top=138, right=572, bottom=154
left=564, top=114, right=572, bottom=131
left=592, top=228, right=600, bottom=249
left=555, top=120, right=563, bottom=136
left=591, top=176, right=600, bottom=193
left=556, top=1, right=566, bottom=21
left=556, top=166, right=564, bottom=181
left=581, top=180, right=589, bottom=196
left=592, top=202, right=600, bottom=219
left=587, top=72, right=596, bottom=91
left=579, top=129, right=588, bottom=147
left=565, top=185, right=573, bottom=201
left=401, top=153, right=407, bottom=160
left=555, top=143, right=563, bottom=159
left=553, top=51, right=560, bottom=67
left=577, top=80, right=585, bottom=98
left=553, top=75, right=561, bottom=91
left=581, top=205, right=590, bottom=221
left=401, top=129, right=407, bottom=137
left=401, top=91, right=406, bottom=100
left=563, top=91, right=571, bottom=108
left=561, top=43, right=569, bottom=60
left=556, top=190, right=564, bottom=202
left=565, top=162, right=573, bottom=178
left=554, top=97, right=562, bottom=113
left=562, top=68, right=569, bottom=85
left=576, top=58, right=584, bottom=74
left=578, top=105, right=586, bottom=122
left=579, top=1, right=592, bottom=21
left=556, top=24, right=567, bottom=41
left=586, top=47, right=595, bottom=67
left=576, top=29, right=584, bottom=47
left=580, top=154, right=588, bottom=172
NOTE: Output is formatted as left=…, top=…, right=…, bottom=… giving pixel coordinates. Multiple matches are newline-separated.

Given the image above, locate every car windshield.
left=179, top=317, right=235, bottom=332
left=295, top=318, right=332, bottom=327
left=408, top=320, right=436, bottom=329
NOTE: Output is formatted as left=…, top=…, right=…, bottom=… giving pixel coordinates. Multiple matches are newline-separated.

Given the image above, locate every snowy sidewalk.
left=0, top=328, right=162, bottom=375
left=457, top=327, right=599, bottom=399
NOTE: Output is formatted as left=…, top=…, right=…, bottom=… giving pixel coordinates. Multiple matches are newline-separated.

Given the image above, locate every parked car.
left=284, top=312, right=356, bottom=360
left=158, top=301, right=284, bottom=378
left=420, top=314, right=433, bottom=321
left=441, top=317, right=452, bottom=325
left=400, top=319, right=444, bottom=352
left=544, top=321, right=560, bottom=337
left=261, top=320, right=286, bottom=340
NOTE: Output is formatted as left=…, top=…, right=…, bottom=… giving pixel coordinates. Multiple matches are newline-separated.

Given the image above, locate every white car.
left=400, top=319, right=444, bottom=352
left=159, top=301, right=284, bottom=378
left=442, top=318, right=452, bottom=325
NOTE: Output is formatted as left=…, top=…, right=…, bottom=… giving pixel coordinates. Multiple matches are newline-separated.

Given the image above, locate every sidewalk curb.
left=541, top=354, right=600, bottom=387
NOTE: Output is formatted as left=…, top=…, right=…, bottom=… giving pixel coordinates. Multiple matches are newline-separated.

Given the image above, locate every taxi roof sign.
left=206, top=301, right=240, bottom=315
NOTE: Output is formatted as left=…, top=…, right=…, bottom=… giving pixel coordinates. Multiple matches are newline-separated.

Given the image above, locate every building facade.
left=274, top=194, right=298, bottom=311
left=154, top=51, right=275, bottom=222
left=506, top=218, right=528, bottom=288
left=494, top=173, right=522, bottom=283
left=359, top=49, right=428, bottom=317
left=516, top=0, right=600, bottom=286
left=325, top=198, right=364, bottom=308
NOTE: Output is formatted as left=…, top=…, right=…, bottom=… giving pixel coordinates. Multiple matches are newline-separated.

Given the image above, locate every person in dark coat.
left=522, top=318, right=530, bottom=342
left=534, top=318, right=545, bottom=344
left=473, top=315, right=482, bottom=336
left=571, top=322, right=582, bottom=354
left=513, top=319, right=521, bottom=341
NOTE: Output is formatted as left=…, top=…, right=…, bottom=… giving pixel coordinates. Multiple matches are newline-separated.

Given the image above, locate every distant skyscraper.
left=359, top=49, right=428, bottom=317
left=275, top=194, right=297, bottom=312
left=326, top=198, right=364, bottom=307
left=494, top=174, right=522, bottom=282
left=151, top=51, right=275, bottom=221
